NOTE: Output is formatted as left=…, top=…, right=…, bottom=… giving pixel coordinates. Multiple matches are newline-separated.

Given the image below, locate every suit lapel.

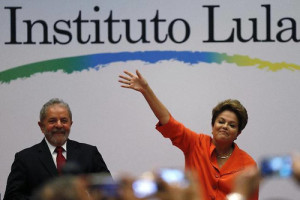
left=38, top=139, right=58, bottom=176
left=66, top=139, right=80, bottom=162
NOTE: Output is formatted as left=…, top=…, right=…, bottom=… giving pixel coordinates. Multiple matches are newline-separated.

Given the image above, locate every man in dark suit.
left=3, top=98, right=111, bottom=200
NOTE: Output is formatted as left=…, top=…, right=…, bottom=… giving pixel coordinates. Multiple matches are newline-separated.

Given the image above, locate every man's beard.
left=44, top=128, right=69, bottom=146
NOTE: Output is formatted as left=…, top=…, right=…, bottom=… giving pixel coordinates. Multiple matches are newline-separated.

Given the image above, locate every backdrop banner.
left=1, top=1, right=300, bottom=199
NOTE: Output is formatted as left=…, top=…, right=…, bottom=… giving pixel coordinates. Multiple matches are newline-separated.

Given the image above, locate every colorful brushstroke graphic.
left=0, top=51, right=299, bottom=84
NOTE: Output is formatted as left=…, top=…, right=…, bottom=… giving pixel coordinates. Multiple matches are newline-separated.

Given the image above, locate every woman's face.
left=212, top=110, right=240, bottom=145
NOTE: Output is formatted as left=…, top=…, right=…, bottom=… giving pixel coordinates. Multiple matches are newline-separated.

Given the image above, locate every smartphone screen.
left=158, top=168, right=189, bottom=188
left=132, top=168, right=188, bottom=198
left=132, top=179, right=157, bottom=198
left=260, top=155, right=293, bottom=177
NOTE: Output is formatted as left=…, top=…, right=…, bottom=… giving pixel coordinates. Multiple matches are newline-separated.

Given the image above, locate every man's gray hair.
left=39, top=98, right=72, bottom=122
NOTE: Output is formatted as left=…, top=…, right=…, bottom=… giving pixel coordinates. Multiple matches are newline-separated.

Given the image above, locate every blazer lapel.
left=38, top=139, right=58, bottom=176
left=66, top=139, right=80, bottom=162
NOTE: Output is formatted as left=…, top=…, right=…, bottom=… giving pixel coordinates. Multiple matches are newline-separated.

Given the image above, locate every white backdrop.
left=1, top=1, right=300, bottom=199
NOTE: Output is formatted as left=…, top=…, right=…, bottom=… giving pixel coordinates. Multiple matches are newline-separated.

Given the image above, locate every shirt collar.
left=209, top=139, right=237, bottom=157
left=44, top=137, right=67, bottom=154
left=210, top=140, right=245, bottom=174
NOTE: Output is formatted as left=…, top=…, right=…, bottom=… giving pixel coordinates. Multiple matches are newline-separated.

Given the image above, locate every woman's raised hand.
left=119, top=69, right=170, bottom=124
left=119, top=70, right=148, bottom=93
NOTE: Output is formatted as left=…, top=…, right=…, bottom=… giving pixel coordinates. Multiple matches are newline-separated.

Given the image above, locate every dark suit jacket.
left=4, top=139, right=111, bottom=200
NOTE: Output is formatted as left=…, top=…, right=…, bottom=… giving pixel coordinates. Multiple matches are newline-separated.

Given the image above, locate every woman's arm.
left=119, top=70, right=170, bottom=125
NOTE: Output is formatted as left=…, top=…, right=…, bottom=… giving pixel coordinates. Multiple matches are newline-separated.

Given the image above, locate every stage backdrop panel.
left=1, top=0, right=300, bottom=199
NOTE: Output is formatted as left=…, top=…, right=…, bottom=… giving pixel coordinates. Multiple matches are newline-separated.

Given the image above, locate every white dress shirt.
left=44, top=138, right=67, bottom=167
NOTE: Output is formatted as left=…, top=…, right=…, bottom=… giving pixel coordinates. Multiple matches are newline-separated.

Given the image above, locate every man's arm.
left=92, top=146, right=111, bottom=175
left=4, top=153, right=30, bottom=200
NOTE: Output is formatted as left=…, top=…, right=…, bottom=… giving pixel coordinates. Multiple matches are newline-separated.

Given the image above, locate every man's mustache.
left=50, top=128, right=67, bottom=134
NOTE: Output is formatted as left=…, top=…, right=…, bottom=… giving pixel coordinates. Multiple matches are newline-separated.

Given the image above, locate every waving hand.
left=119, top=70, right=170, bottom=125
left=119, top=70, right=148, bottom=93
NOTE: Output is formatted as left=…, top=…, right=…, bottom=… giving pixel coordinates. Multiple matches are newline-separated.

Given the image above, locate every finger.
left=121, top=85, right=131, bottom=89
left=136, top=70, right=143, bottom=79
left=119, top=75, right=131, bottom=81
left=124, top=70, right=135, bottom=77
left=118, top=80, right=131, bottom=85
